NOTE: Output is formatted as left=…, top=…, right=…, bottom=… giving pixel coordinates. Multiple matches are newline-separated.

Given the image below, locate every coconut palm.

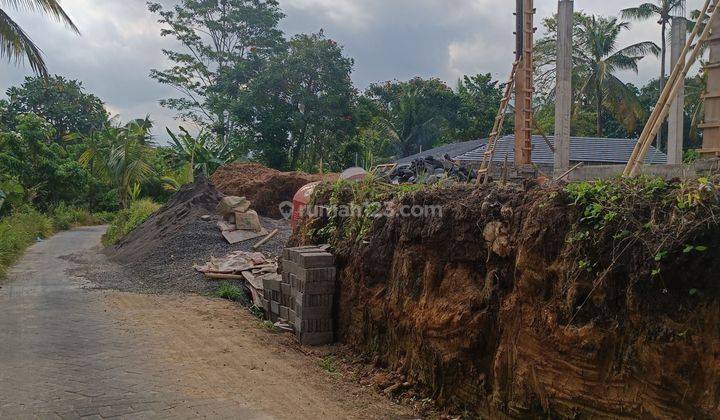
left=621, top=1, right=686, bottom=93
left=0, top=0, right=79, bottom=77
left=575, top=15, right=660, bottom=136
left=106, top=119, right=156, bottom=209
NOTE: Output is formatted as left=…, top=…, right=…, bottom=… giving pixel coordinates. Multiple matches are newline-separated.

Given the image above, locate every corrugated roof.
left=400, top=135, right=666, bottom=165
left=395, top=139, right=486, bottom=165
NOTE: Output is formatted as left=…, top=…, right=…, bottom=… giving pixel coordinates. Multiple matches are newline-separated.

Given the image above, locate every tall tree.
left=575, top=15, right=659, bottom=136
left=148, top=0, right=286, bottom=145
left=247, top=32, right=356, bottom=170
left=361, top=78, right=459, bottom=158
left=3, top=76, right=108, bottom=142
left=454, top=73, right=505, bottom=141
left=105, top=118, right=156, bottom=208
left=0, top=0, right=78, bottom=77
left=621, top=1, right=686, bottom=95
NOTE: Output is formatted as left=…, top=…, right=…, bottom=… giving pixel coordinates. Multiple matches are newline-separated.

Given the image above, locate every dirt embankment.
left=298, top=179, right=720, bottom=418
left=102, top=176, right=290, bottom=294
left=211, top=163, right=334, bottom=219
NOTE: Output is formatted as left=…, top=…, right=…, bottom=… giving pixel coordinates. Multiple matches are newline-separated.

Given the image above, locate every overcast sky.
left=0, top=0, right=705, bottom=142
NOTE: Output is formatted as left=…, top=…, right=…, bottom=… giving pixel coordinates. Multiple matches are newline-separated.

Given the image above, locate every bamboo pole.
left=626, top=0, right=720, bottom=176
left=625, top=0, right=715, bottom=176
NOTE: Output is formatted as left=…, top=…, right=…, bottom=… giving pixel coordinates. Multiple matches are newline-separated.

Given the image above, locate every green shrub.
left=215, top=283, right=247, bottom=303
left=102, top=199, right=160, bottom=246
left=49, top=203, right=105, bottom=230
left=92, top=211, right=116, bottom=224
left=0, top=211, right=55, bottom=278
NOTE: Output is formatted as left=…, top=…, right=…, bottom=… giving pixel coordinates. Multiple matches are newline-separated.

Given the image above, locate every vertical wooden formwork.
left=514, top=0, right=534, bottom=165
left=701, top=7, right=720, bottom=157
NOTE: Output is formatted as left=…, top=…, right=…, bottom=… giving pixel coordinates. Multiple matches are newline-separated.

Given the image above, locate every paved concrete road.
left=0, top=226, right=265, bottom=419
left=0, top=226, right=412, bottom=420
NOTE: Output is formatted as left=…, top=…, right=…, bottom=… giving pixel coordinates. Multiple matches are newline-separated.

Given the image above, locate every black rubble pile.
left=388, top=155, right=476, bottom=184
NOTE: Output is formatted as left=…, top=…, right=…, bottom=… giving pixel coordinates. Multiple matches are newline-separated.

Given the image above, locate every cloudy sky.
left=0, top=0, right=704, bottom=141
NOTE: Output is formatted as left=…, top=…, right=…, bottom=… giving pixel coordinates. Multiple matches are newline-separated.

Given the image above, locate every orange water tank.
left=291, top=181, right=320, bottom=228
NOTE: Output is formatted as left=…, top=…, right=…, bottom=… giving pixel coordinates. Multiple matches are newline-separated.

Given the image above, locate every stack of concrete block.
left=261, top=274, right=281, bottom=322
left=281, top=246, right=336, bottom=346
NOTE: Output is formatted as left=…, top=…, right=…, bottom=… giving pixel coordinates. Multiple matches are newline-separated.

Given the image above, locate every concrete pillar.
left=554, top=0, right=573, bottom=174
left=668, top=17, right=686, bottom=164
left=701, top=4, right=720, bottom=157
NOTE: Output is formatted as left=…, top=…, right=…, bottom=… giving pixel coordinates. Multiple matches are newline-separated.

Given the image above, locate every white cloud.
left=282, top=0, right=370, bottom=28
left=0, top=0, right=709, bottom=143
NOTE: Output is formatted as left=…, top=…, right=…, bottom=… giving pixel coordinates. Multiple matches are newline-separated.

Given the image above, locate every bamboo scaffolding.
left=476, top=61, right=519, bottom=185
left=624, top=0, right=717, bottom=176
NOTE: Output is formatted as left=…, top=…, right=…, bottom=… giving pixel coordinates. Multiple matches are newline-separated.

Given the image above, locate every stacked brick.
left=281, top=246, right=336, bottom=346
left=261, top=274, right=282, bottom=322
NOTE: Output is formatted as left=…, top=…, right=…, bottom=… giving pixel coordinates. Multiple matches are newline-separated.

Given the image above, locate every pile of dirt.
left=102, top=176, right=291, bottom=294
left=109, top=175, right=223, bottom=263
left=297, top=179, right=720, bottom=418
left=211, top=162, right=333, bottom=219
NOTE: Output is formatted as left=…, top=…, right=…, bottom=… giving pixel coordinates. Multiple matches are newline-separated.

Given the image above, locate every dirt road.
left=0, top=226, right=413, bottom=419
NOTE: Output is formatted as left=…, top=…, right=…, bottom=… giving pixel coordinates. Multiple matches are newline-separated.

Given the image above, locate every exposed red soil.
left=298, top=182, right=720, bottom=418
left=210, top=163, right=336, bottom=219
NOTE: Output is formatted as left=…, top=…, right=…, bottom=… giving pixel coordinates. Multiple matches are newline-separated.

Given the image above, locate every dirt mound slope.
left=103, top=176, right=292, bottom=294
left=211, top=162, right=333, bottom=218
left=297, top=177, right=720, bottom=418
left=109, top=175, right=223, bottom=263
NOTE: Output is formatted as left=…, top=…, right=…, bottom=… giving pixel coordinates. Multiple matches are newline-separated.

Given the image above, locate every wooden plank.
left=222, top=228, right=268, bottom=244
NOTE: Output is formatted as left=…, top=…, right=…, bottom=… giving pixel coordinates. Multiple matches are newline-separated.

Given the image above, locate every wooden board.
left=222, top=228, right=268, bottom=244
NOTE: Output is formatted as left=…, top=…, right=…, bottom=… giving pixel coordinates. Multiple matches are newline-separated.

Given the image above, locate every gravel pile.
left=85, top=176, right=292, bottom=295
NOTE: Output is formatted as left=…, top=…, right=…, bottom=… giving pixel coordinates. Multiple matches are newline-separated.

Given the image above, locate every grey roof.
left=398, top=135, right=667, bottom=165
left=395, top=139, right=486, bottom=165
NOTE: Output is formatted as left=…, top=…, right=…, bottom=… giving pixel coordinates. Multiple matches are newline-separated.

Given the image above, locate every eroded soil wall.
left=301, top=182, right=720, bottom=418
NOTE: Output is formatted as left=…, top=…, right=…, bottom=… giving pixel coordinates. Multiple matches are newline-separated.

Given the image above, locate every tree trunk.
left=596, top=79, right=603, bottom=137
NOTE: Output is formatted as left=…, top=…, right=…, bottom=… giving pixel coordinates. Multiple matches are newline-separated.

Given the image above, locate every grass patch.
left=49, top=203, right=108, bottom=230
left=102, top=199, right=160, bottom=246
left=318, top=355, right=339, bottom=373
left=0, top=211, right=55, bottom=278
left=215, top=282, right=248, bottom=303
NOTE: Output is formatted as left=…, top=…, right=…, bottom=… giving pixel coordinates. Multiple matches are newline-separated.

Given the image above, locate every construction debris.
left=216, top=196, right=269, bottom=244
left=193, top=251, right=270, bottom=274
left=194, top=250, right=280, bottom=308
left=253, top=229, right=280, bottom=250
left=388, top=155, right=476, bottom=184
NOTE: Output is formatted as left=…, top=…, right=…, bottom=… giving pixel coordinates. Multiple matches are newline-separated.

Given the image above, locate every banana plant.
left=166, top=126, right=234, bottom=179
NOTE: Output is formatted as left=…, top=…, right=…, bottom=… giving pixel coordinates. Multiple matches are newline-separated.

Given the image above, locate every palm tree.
left=0, top=0, right=79, bottom=77
left=621, top=1, right=686, bottom=94
left=106, top=119, right=156, bottom=209
left=575, top=15, right=660, bottom=136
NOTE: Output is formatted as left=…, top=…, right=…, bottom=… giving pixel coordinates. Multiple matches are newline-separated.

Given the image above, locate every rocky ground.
left=67, top=216, right=291, bottom=295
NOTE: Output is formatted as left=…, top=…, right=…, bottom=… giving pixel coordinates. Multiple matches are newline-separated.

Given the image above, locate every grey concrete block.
left=296, top=317, right=333, bottom=333
left=296, top=279, right=335, bottom=294
left=295, top=304, right=332, bottom=319
left=295, top=291, right=333, bottom=308
left=263, top=277, right=281, bottom=292
left=297, top=252, right=335, bottom=269
left=279, top=305, right=290, bottom=320
left=295, top=267, right=336, bottom=283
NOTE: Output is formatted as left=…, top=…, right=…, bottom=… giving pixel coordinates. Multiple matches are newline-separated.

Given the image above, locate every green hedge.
left=0, top=211, right=55, bottom=278
left=102, top=199, right=160, bottom=246
left=0, top=206, right=116, bottom=279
